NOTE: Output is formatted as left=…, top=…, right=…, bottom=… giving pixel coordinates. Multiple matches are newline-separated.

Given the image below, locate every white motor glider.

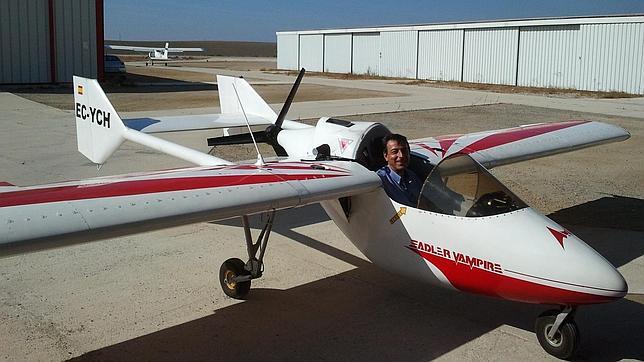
left=106, top=42, right=203, bottom=66
left=0, top=69, right=630, bottom=359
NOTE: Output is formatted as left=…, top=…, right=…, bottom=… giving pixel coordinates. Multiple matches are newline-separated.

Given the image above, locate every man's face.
left=384, top=139, right=409, bottom=174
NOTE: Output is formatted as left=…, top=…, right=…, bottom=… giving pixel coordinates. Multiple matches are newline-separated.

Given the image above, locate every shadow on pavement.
left=550, top=195, right=643, bottom=232
left=72, top=198, right=644, bottom=361
left=550, top=195, right=644, bottom=271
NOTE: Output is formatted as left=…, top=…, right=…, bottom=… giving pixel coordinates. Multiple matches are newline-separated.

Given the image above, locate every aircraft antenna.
left=232, top=82, right=265, bottom=166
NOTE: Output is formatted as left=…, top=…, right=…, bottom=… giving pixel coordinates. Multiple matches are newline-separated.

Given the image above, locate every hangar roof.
left=277, top=14, right=644, bottom=35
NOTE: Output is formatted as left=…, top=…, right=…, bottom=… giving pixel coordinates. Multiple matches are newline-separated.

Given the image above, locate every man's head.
left=382, top=133, right=410, bottom=174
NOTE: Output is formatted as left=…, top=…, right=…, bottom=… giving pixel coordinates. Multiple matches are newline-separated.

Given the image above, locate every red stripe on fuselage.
left=409, top=246, right=618, bottom=305
left=0, top=173, right=343, bottom=208
left=461, top=120, right=589, bottom=154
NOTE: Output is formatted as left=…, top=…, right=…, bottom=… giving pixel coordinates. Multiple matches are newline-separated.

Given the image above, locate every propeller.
left=207, top=68, right=306, bottom=157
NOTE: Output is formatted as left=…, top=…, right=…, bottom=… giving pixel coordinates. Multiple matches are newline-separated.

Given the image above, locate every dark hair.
left=382, top=133, right=409, bottom=155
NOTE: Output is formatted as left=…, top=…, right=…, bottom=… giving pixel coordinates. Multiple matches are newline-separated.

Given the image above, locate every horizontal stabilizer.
left=123, top=113, right=272, bottom=133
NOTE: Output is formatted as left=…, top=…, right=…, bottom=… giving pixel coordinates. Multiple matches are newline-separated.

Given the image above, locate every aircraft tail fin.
left=73, top=76, right=232, bottom=166
left=216, top=75, right=277, bottom=122
left=73, top=76, right=126, bottom=164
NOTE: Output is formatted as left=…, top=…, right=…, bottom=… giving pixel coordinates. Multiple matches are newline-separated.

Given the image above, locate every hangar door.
left=277, top=33, right=299, bottom=70
left=324, top=34, right=351, bottom=73
left=299, top=34, right=324, bottom=72
left=517, top=25, right=580, bottom=89
left=0, top=0, right=51, bottom=83
left=380, top=31, right=417, bottom=78
left=352, top=33, right=380, bottom=75
left=418, top=29, right=464, bottom=81
left=463, top=28, right=518, bottom=85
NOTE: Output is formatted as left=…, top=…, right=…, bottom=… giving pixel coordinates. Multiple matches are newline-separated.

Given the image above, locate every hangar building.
left=277, top=15, right=644, bottom=94
left=0, top=0, right=104, bottom=84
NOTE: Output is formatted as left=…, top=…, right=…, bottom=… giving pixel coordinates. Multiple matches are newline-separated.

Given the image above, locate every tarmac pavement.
left=0, top=68, right=642, bottom=361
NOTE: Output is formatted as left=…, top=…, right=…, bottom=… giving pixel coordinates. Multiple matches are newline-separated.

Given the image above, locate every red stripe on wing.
left=415, top=143, right=439, bottom=157
left=437, top=137, right=459, bottom=156
left=0, top=173, right=344, bottom=208
left=462, top=120, right=589, bottom=154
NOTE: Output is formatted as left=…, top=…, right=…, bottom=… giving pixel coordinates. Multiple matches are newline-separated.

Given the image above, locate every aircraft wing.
left=123, top=113, right=272, bottom=133
left=411, top=120, right=630, bottom=168
left=0, top=161, right=380, bottom=253
left=167, top=47, right=203, bottom=53
left=105, top=44, right=157, bottom=52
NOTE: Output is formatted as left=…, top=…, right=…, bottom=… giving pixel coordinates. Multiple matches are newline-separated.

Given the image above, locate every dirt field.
left=121, top=64, right=273, bottom=82
left=12, top=81, right=400, bottom=112
left=274, top=70, right=642, bottom=99
left=169, top=60, right=277, bottom=71
left=106, top=40, right=276, bottom=57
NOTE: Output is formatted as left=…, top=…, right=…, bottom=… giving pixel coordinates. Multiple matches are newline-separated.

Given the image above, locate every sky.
left=105, top=0, right=644, bottom=42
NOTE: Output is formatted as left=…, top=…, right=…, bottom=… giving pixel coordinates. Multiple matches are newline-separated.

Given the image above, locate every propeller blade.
left=271, top=144, right=288, bottom=157
left=274, top=68, right=305, bottom=129
left=207, top=131, right=268, bottom=146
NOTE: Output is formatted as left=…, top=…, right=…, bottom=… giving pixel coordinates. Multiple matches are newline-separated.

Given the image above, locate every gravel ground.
left=1, top=69, right=641, bottom=361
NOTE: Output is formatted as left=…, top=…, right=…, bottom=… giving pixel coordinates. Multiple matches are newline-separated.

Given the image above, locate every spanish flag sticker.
left=77, top=85, right=84, bottom=95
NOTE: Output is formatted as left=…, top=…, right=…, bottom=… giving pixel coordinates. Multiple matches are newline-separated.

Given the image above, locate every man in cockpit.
left=377, top=134, right=422, bottom=207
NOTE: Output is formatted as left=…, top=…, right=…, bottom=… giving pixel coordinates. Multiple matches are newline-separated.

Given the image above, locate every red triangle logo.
left=339, top=138, right=353, bottom=152
left=547, top=227, right=570, bottom=249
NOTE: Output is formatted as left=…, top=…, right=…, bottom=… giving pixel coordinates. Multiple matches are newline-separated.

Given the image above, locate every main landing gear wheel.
left=218, top=211, right=275, bottom=299
left=535, top=309, right=579, bottom=360
left=219, top=258, right=251, bottom=299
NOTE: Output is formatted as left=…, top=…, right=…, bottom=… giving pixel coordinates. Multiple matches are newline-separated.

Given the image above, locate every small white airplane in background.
left=0, top=69, right=631, bottom=359
left=105, top=42, right=203, bottom=66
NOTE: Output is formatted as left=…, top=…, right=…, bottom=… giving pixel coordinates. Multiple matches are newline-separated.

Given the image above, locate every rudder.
left=73, top=76, right=126, bottom=164
left=216, top=75, right=277, bottom=121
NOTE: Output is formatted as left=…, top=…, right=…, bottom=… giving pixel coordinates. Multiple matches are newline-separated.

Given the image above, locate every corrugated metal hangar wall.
left=277, top=15, right=644, bottom=94
left=0, top=0, right=103, bottom=84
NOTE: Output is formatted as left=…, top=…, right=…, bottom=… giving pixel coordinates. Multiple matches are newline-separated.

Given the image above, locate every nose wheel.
left=218, top=211, right=275, bottom=300
left=535, top=307, right=579, bottom=360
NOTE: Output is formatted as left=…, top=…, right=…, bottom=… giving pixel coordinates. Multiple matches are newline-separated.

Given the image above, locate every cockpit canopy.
left=416, top=153, right=527, bottom=217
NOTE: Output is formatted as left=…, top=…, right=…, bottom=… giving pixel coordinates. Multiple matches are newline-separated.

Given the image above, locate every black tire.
left=535, top=310, right=580, bottom=360
left=219, top=258, right=251, bottom=299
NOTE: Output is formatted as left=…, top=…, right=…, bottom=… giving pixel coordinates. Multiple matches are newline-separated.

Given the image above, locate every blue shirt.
left=377, top=166, right=422, bottom=207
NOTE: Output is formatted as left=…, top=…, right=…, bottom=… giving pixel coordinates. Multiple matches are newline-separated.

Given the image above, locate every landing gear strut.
left=219, top=211, right=275, bottom=299
left=535, top=306, right=579, bottom=360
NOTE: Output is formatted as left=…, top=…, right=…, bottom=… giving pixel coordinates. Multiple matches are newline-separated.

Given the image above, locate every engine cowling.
left=278, top=117, right=391, bottom=170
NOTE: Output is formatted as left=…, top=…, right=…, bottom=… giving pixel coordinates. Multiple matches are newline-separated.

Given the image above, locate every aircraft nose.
left=594, top=257, right=628, bottom=295
left=550, top=229, right=628, bottom=303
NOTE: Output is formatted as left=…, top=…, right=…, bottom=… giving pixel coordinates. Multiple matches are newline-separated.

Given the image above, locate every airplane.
left=0, top=69, right=631, bottom=359
left=105, top=42, right=203, bottom=66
